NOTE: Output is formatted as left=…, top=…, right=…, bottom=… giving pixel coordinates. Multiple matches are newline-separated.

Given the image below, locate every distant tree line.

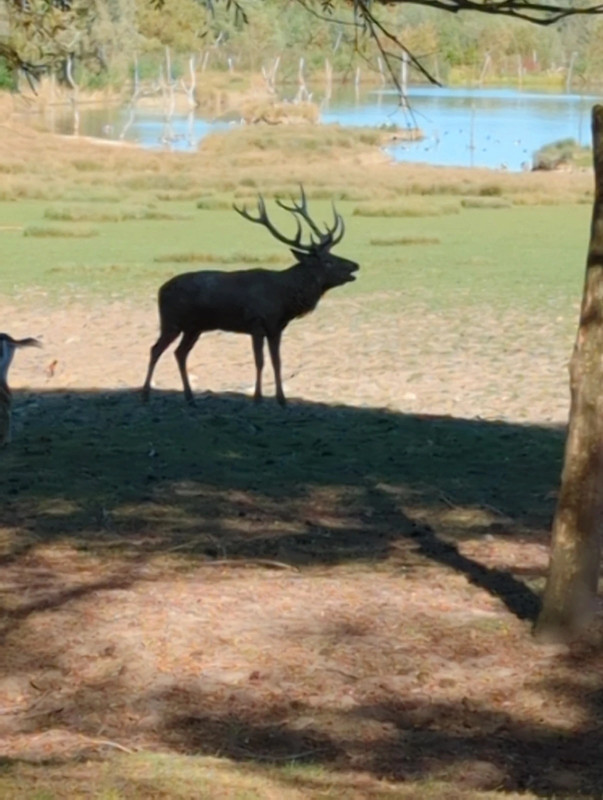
left=1, top=0, right=603, bottom=92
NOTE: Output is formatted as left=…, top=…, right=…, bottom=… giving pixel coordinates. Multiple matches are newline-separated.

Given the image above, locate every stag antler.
left=233, top=194, right=311, bottom=252
left=234, top=187, right=345, bottom=251
left=276, top=184, right=345, bottom=249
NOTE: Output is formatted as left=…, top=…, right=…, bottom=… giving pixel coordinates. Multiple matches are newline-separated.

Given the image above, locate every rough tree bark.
left=534, top=105, right=603, bottom=642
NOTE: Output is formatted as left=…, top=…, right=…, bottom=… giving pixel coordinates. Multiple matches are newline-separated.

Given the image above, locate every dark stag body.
left=142, top=188, right=359, bottom=405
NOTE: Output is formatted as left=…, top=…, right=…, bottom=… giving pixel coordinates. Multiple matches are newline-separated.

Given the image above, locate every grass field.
left=0, top=111, right=601, bottom=798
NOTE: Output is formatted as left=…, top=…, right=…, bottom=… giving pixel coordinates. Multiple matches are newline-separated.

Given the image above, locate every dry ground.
left=3, top=292, right=576, bottom=423
left=0, top=293, right=601, bottom=799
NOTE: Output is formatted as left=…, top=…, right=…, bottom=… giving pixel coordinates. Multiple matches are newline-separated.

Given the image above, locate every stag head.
left=234, top=186, right=359, bottom=288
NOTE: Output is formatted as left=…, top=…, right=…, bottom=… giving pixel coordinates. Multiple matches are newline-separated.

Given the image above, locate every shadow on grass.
left=1, top=387, right=562, bottom=621
left=155, top=686, right=603, bottom=797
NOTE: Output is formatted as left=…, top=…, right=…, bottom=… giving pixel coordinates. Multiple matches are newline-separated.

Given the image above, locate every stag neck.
left=278, top=261, right=326, bottom=320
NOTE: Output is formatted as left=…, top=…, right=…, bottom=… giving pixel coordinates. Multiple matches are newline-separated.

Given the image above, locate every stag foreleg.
left=267, top=331, right=286, bottom=406
left=251, top=333, right=265, bottom=403
left=174, top=330, right=201, bottom=404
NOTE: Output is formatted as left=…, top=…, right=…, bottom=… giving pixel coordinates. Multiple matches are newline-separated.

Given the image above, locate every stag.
left=142, top=187, right=358, bottom=406
left=0, top=333, right=41, bottom=446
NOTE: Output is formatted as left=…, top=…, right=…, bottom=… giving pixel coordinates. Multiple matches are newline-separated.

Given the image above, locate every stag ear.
left=290, top=247, right=319, bottom=264
left=291, top=248, right=310, bottom=263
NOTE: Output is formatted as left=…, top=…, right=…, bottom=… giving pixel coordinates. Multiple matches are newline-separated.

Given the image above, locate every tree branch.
left=390, top=0, right=603, bottom=26
left=356, top=1, right=442, bottom=88
left=292, top=0, right=603, bottom=91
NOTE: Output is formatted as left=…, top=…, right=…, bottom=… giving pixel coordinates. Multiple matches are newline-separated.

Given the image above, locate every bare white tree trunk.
left=65, top=54, right=80, bottom=137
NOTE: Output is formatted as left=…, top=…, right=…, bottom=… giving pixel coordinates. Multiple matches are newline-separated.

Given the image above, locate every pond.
left=41, top=85, right=602, bottom=172
left=324, top=86, right=600, bottom=171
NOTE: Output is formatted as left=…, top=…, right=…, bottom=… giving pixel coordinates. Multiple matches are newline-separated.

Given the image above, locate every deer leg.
left=267, top=331, right=286, bottom=406
left=251, top=333, right=265, bottom=403
left=0, top=395, right=10, bottom=447
left=142, top=329, right=179, bottom=402
left=174, top=330, right=201, bottom=404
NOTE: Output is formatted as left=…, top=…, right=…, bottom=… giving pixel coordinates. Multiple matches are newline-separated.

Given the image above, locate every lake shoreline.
left=4, top=84, right=599, bottom=172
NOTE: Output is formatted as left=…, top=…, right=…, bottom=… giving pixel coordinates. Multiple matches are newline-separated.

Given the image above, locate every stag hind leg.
left=174, top=330, right=201, bottom=404
left=142, top=328, right=180, bottom=402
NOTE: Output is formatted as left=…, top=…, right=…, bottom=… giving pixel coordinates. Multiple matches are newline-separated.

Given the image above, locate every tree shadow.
left=0, top=387, right=560, bottom=621
left=0, top=566, right=143, bottom=644
left=147, top=677, right=603, bottom=797
left=372, top=480, right=541, bottom=621
left=3, top=387, right=601, bottom=794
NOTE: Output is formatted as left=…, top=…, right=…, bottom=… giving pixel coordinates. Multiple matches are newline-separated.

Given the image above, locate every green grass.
left=23, top=224, right=99, bottom=238
left=460, top=197, right=512, bottom=209
left=196, top=197, right=236, bottom=210
left=370, top=236, right=441, bottom=246
left=0, top=198, right=590, bottom=312
left=44, top=205, right=194, bottom=222
left=353, top=199, right=461, bottom=217
left=153, top=251, right=286, bottom=265
left=0, top=752, right=538, bottom=799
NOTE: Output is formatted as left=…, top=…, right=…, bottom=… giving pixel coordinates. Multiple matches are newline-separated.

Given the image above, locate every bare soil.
left=3, top=293, right=575, bottom=423
left=1, top=294, right=602, bottom=797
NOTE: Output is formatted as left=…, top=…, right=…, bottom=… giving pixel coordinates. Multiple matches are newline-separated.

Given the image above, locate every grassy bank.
left=0, top=119, right=592, bottom=306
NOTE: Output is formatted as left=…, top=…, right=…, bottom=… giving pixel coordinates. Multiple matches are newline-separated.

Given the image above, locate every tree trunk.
left=534, top=104, right=603, bottom=642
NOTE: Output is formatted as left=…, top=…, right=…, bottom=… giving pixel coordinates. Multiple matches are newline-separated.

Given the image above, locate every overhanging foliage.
left=2, top=0, right=603, bottom=86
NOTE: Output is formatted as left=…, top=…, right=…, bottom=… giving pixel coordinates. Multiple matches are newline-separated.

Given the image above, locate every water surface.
left=323, top=86, right=599, bottom=171
left=43, top=85, right=602, bottom=172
